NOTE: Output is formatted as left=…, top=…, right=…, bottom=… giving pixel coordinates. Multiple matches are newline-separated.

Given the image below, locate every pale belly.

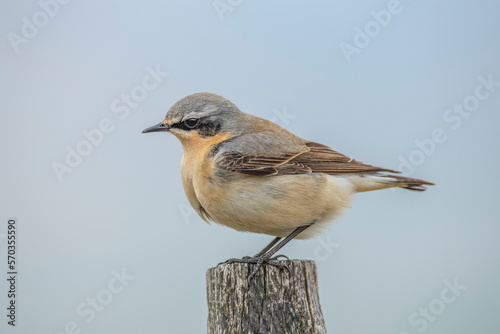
left=188, top=169, right=355, bottom=239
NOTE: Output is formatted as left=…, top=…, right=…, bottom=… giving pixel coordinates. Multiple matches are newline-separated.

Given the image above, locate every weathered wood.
left=206, top=260, right=327, bottom=334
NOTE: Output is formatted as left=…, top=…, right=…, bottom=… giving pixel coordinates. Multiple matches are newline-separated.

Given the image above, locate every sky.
left=1, top=1, right=499, bottom=333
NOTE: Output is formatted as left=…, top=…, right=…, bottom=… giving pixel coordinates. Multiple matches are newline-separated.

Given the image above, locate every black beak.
left=142, top=122, right=170, bottom=133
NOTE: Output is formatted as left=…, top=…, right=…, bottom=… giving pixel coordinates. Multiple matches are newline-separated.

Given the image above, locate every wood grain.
left=207, top=260, right=327, bottom=334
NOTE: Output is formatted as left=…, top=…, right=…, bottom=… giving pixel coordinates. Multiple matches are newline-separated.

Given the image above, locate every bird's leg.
left=221, top=236, right=282, bottom=263
left=260, top=226, right=308, bottom=259
left=221, top=225, right=311, bottom=284
left=253, top=236, right=282, bottom=257
left=239, top=237, right=281, bottom=260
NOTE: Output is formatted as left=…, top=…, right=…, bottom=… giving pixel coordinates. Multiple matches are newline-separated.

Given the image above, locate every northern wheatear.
left=143, top=92, right=433, bottom=280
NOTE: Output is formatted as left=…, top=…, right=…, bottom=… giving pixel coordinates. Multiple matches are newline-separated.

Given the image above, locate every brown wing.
left=284, top=142, right=399, bottom=175
left=216, top=151, right=304, bottom=176
left=216, top=141, right=399, bottom=176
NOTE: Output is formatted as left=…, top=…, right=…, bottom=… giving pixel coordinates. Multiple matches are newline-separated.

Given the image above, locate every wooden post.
left=206, top=260, right=327, bottom=334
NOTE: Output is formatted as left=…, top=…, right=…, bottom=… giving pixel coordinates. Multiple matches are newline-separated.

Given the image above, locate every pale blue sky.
left=1, top=1, right=499, bottom=333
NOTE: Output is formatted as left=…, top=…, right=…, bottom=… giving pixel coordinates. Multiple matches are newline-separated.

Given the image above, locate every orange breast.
left=179, top=132, right=232, bottom=219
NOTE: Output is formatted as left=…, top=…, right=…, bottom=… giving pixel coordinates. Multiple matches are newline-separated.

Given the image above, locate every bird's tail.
left=379, top=174, right=435, bottom=191
left=345, top=174, right=435, bottom=192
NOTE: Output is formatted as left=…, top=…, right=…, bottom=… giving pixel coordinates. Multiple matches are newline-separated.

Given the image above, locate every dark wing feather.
left=215, top=141, right=399, bottom=176
left=285, top=142, right=400, bottom=175
left=217, top=152, right=304, bottom=176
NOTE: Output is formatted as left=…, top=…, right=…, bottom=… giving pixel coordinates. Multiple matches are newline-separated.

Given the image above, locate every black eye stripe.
left=170, top=118, right=221, bottom=136
left=170, top=118, right=200, bottom=130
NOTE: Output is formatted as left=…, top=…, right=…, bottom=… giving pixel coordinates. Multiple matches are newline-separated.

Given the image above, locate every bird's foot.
left=270, top=254, right=289, bottom=261
left=220, top=254, right=290, bottom=284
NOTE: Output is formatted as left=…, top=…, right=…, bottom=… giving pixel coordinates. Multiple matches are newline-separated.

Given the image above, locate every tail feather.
left=380, top=175, right=435, bottom=191
left=345, top=174, right=435, bottom=192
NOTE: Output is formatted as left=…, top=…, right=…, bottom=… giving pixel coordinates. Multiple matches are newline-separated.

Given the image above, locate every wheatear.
left=143, top=92, right=433, bottom=280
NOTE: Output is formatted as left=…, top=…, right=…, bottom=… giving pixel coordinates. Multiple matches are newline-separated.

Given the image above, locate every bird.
left=142, top=92, right=433, bottom=281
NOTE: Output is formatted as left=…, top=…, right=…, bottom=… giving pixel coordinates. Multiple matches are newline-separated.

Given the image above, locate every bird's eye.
left=184, top=118, right=199, bottom=129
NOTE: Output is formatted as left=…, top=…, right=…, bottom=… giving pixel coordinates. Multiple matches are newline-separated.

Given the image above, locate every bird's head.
left=142, top=92, right=244, bottom=146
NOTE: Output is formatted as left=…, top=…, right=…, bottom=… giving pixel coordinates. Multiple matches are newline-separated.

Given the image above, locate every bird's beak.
left=142, top=122, right=170, bottom=133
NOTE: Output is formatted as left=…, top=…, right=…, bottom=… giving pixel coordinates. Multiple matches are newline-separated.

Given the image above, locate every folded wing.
left=214, top=133, right=398, bottom=177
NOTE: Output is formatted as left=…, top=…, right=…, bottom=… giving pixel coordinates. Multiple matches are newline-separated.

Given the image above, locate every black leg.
left=221, top=225, right=311, bottom=284
left=254, top=236, right=281, bottom=257
left=260, top=225, right=309, bottom=259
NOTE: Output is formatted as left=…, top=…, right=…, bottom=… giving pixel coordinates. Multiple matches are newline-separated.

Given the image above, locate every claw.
left=218, top=254, right=290, bottom=284
left=270, top=254, right=289, bottom=261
